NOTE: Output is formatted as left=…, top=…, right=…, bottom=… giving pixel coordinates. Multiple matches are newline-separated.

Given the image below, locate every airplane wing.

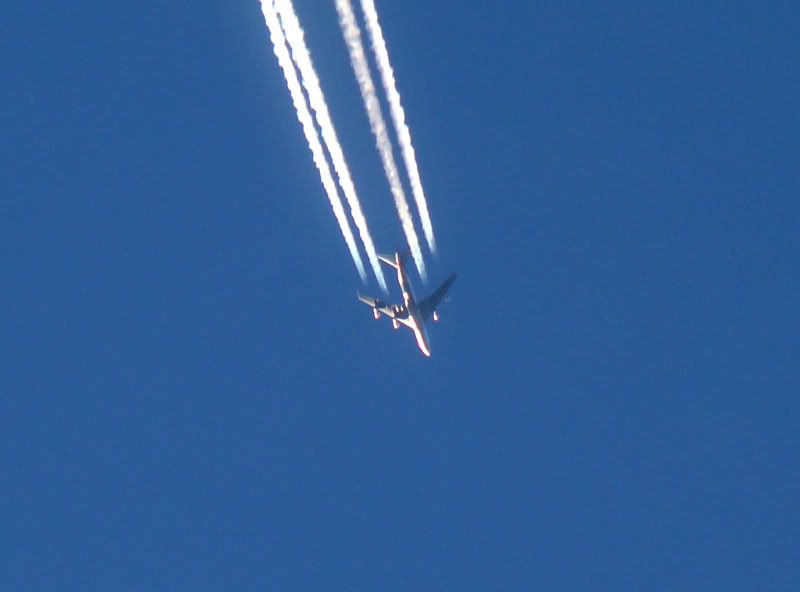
left=418, top=273, right=457, bottom=321
left=357, top=293, right=407, bottom=320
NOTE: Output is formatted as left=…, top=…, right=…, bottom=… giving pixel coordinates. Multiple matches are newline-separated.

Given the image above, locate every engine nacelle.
left=433, top=311, right=439, bottom=322
left=392, top=319, right=399, bottom=330
left=373, top=309, right=380, bottom=320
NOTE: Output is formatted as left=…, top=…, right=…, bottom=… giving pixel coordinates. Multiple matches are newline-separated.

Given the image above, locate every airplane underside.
left=357, top=251, right=456, bottom=357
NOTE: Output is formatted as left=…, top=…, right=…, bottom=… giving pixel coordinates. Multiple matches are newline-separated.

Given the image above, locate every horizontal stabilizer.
left=378, top=254, right=398, bottom=269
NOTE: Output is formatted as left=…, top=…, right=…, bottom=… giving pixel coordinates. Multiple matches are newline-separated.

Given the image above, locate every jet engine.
left=373, top=309, right=380, bottom=320
left=392, top=319, right=399, bottom=330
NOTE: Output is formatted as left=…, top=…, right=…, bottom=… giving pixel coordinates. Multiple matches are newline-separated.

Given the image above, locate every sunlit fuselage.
left=393, top=253, right=432, bottom=357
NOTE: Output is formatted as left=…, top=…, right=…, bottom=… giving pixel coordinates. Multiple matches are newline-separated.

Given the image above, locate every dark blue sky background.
left=2, top=1, right=798, bottom=589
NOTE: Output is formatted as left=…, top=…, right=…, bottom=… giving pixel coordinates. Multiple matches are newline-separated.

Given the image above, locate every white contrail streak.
left=360, top=0, right=436, bottom=256
left=259, top=0, right=366, bottom=282
left=336, top=0, right=427, bottom=282
left=276, top=0, right=388, bottom=293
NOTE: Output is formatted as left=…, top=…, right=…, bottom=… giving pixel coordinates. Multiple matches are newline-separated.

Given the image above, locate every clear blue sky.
left=2, top=1, right=797, bottom=589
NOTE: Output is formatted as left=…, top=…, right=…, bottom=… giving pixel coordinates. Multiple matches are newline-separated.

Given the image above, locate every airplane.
left=358, top=251, right=457, bottom=357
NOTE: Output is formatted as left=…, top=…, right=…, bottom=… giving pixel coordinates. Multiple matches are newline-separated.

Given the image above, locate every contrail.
left=276, top=0, right=388, bottom=293
left=259, top=0, right=366, bottom=282
left=360, top=0, right=436, bottom=255
left=336, top=0, right=427, bottom=282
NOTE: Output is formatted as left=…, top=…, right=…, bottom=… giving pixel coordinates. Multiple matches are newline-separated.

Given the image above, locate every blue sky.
left=2, top=1, right=798, bottom=589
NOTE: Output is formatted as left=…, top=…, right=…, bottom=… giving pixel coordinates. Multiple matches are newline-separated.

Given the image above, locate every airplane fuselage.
left=393, top=253, right=431, bottom=357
